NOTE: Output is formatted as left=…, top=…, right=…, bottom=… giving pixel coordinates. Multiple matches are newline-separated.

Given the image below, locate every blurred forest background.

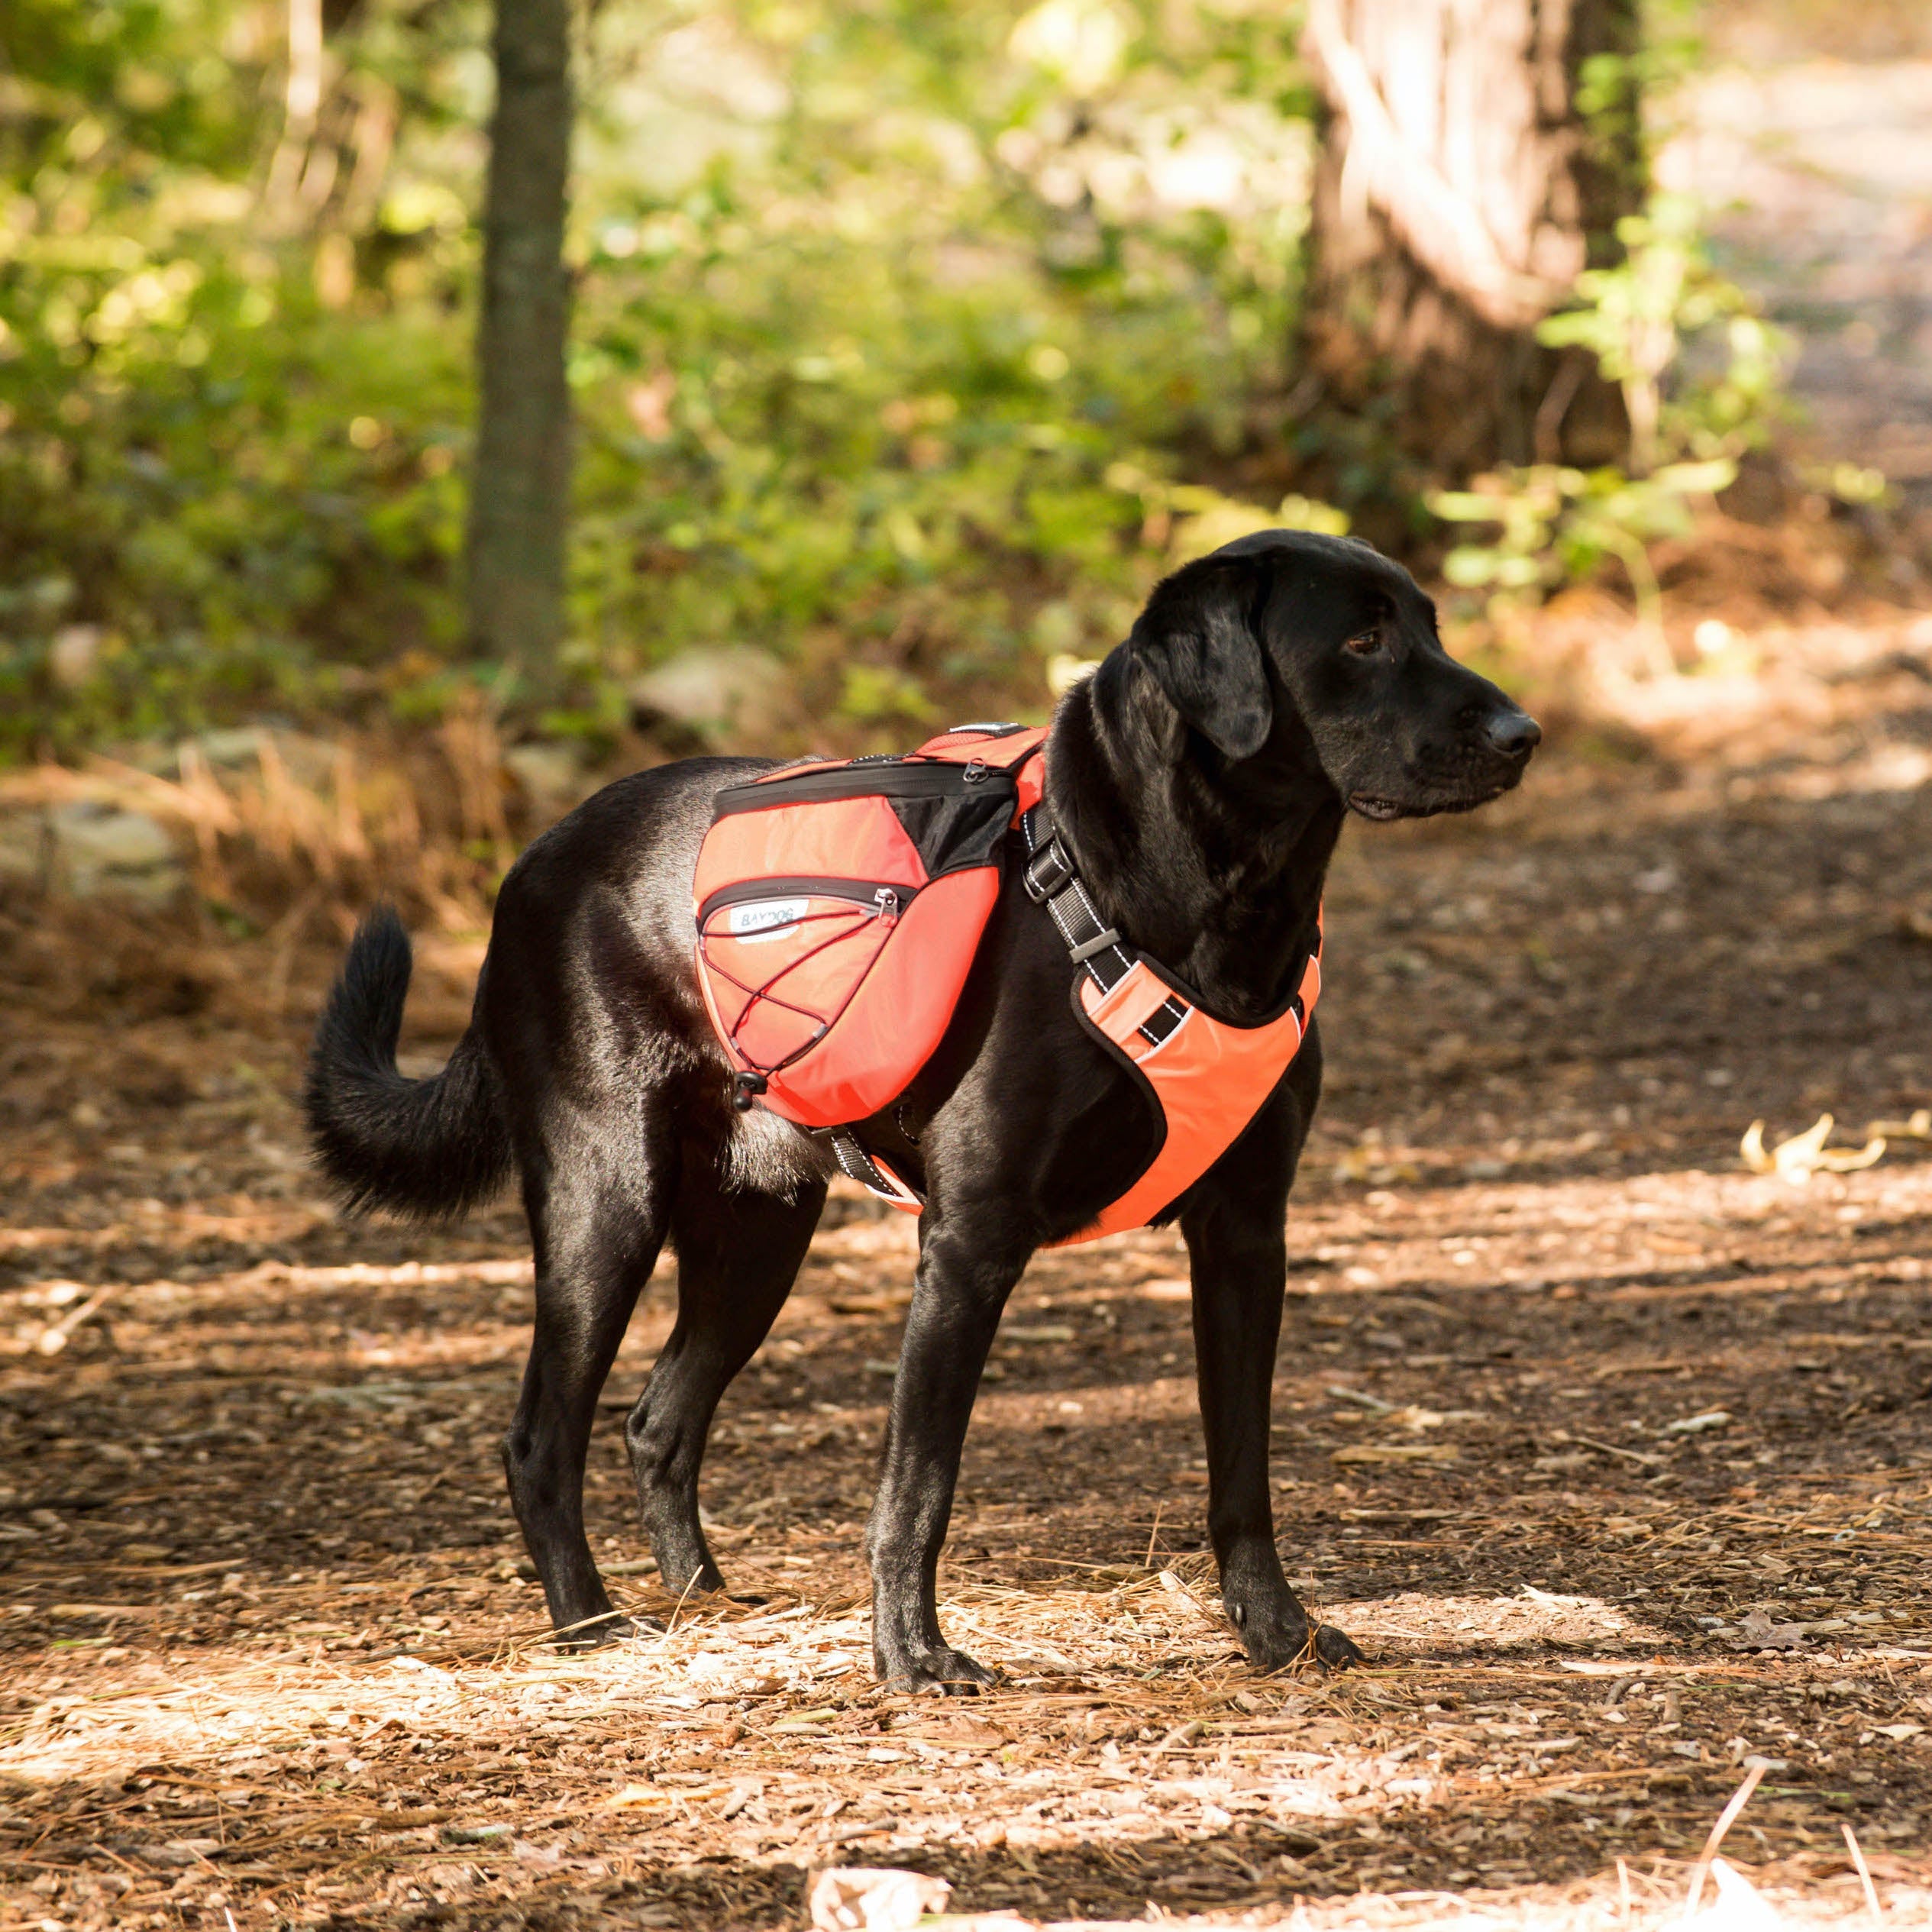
left=2, top=0, right=1931, bottom=913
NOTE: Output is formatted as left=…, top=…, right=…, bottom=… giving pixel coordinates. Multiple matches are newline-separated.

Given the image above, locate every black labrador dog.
left=305, top=529, right=1538, bottom=1690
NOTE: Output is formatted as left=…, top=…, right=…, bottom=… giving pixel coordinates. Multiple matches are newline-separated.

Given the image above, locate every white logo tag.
left=727, top=898, right=808, bottom=943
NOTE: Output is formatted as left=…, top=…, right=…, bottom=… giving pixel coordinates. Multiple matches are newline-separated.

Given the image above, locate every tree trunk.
left=1299, top=0, right=1640, bottom=475
left=466, top=0, right=572, bottom=666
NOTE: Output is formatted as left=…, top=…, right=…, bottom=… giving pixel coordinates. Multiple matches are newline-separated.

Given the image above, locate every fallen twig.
left=1843, top=1821, right=1884, bottom=1924
left=1682, top=1758, right=1769, bottom=1920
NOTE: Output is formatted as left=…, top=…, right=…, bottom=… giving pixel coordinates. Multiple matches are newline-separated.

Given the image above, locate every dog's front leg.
left=1184, top=1195, right=1363, bottom=1672
left=866, top=1212, right=1030, bottom=1693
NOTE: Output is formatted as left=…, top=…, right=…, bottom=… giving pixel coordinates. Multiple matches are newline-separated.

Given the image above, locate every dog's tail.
left=303, top=905, right=514, bottom=1220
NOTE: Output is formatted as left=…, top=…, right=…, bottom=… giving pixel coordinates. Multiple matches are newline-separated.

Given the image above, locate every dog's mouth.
left=1346, top=793, right=1407, bottom=822
left=1348, top=780, right=1512, bottom=822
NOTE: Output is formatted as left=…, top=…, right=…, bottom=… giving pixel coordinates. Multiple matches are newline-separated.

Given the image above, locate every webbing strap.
left=1020, top=808, right=1135, bottom=994
left=825, top=1126, right=923, bottom=1208
left=1021, top=807, right=1191, bottom=1049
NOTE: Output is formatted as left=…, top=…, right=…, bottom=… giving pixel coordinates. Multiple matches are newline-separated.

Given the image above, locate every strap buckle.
left=1023, top=837, right=1076, bottom=903
left=1069, top=926, right=1123, bottom=964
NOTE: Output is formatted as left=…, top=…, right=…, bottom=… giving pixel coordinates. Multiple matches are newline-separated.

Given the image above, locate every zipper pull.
left=962, top=758, right=988, bottom=783
left=873, top=887, right=900, bottom=923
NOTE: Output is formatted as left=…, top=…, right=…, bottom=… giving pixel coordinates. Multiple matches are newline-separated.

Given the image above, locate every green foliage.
left=2, top=0, right=1828, bottom=748
left=2, top=0, right=1329, bottom=757
left=1433, top=458, right=1734, bottom=628
left=1536, top=194, right=1785, bottom=473
left=1429, top=192, right=1791, bottom=635
left=0, top=0, right=480, bottom=753
left=551, top=0, right=1330, bottom=738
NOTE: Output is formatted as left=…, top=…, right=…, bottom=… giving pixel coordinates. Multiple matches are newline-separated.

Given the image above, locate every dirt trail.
left=6, top=648, right=1932, bottom=1930
left=1674, top=57, right=1932, bottom=515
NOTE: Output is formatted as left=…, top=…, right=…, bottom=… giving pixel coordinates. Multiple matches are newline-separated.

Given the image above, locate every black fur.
left=304, top=530, right=1538, bottom=1687
left=302, top=905, right=512, bottom=1219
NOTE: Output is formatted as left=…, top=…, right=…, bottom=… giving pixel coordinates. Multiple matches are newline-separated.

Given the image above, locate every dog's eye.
left=1344, top=629, right=1381, bottom=656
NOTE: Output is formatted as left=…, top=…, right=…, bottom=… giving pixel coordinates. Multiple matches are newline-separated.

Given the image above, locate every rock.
left=0, top=809, right=50, bottom=887
left=503, top=741, right=593, bottom=814
left=173, top=726, right=339, bottom=790
left=629, top=646, right=792, bottom=748
left=440, top=1823, right=511, bottom=1846
left=50, top=624, right=105, bottom=689
left=48, top=801, right=186, bottom=904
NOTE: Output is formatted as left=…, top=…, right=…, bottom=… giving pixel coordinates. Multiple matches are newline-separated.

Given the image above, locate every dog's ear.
left=1127, top=556, right=1272, bottom=761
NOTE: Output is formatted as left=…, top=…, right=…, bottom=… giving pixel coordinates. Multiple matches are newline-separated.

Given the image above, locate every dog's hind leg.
left=503, top=1125, right=674, bottom=1646
left=625, top=1168, right=826, bottom=1597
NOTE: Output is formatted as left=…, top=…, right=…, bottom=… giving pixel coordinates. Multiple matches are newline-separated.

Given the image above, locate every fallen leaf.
left=1332, top=1443, right=1461, bottom=1465
left=1327, top=1384, right=1397, bottom=1413
left=603, top=1784, right=720, bottom=1811
left=719, top=1778, right=764, bottom=1819
left=770, top=1707, right=842, bottom=1733
left=1734, top=1609, right=1808, bottom=1650
left=807, top=1866, right=951, bottom=1932
left=1741, top=1113, right=1885, bottom=1183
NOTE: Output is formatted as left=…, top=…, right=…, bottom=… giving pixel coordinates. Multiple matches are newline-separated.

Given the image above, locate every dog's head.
left=1123, top=528, right=1539, bottom=819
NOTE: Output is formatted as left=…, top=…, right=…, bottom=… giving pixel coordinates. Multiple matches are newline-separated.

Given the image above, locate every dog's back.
left=303, top=755, right=770, bottom=1222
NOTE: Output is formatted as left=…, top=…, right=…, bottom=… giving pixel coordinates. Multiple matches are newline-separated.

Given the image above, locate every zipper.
left=696, top=875, right=919, bottom=930
left=713, top=758, right=1017, bottom=816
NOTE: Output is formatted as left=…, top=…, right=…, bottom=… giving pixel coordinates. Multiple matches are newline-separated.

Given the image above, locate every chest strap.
left=1020, top=808, right=1132, bottom=986
left=1022, top=808, right=1194, bottom=1050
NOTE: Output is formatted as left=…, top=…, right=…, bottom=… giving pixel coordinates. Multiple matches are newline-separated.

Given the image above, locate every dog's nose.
left=1485, top=708, right=1542, bottom=758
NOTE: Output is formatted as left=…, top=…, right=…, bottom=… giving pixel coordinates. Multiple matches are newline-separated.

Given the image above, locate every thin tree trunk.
left=466, top=0, right=572, bottom=667
left=1299, top=0, right=1640, bottom=474
left=264, top=0, right=325, bottom=218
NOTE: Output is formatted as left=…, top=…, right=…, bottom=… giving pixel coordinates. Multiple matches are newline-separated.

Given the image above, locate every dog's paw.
left=651, top=1559, right=727, bottom=1598
left=1309, top=1623, right=1365, bottom=1672
left=1240, top=1617, right=1364, bottom=1675
left=880, top=1646, right=1000, bottom=1696
left=552, top=1611, right=662, bottom=1650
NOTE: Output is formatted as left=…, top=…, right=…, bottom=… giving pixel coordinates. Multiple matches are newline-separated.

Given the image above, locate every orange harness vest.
left=690, top=725, right=1321, bottom=1243
left=1016, top=807, right=1322, bottom=1244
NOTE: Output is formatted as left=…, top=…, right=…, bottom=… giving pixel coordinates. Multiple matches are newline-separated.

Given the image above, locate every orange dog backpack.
left=693, top=725, right=1047, bottom=1142
left=691, top=723, right=1322, bottom=1239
